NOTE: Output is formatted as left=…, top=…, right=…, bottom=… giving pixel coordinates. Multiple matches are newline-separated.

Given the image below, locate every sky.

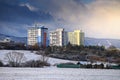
left=0, top=0, right=120, bottom=39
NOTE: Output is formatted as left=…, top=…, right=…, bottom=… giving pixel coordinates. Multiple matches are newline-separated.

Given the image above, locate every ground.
left=0, top=67, right=120, bottom=80
left=0, top=50, right=120, bottom=80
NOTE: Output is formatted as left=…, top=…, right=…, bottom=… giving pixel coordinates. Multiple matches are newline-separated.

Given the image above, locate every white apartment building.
left=28, top=27, right=38, bottom=46
left=50, top=28, right=68, bottom=46
left=28, top=25, right=48, bottom=47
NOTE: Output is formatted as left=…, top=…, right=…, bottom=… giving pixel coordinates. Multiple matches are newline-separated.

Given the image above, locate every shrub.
left=4, top=51, right=26, bottom=67
left=0, top=60, right=4, bottom=67
left=24, top=60, right=50, bottom=67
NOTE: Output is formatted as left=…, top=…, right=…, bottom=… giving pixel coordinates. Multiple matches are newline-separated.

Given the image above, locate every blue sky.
left=0, top=0, right=120, bottom=39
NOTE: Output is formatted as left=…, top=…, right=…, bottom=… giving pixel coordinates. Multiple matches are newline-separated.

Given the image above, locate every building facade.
left=50, top=28, right=68, bottom=46
left=68, top=30, right=84, bottom=46
left=28, top=25, right=48, bottom=47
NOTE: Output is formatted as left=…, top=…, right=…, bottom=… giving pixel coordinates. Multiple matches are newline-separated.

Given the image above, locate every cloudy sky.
left=0, top=0, right=120, bottom=39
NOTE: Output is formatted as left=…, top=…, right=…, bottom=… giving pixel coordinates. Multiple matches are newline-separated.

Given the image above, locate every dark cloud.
left=0, top=22, right=28, bottom=37
left=0, top=0, right=55, bottom=36
left=0, top=0, right=90, bottom=37
left=27, top=0, right=62, bottom=12
left=74, top=0, right=95, bottom=4
left=1, top=0, right=120, bottom=39
left=0, top=0, right=54, bottom=25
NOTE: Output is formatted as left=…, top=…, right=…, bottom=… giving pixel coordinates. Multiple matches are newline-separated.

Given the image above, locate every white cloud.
left=19, top=3, right=38, bottom=11
left=46, top=0, right=120, bottom=39
left=83, top=0, right=120, bottom=39
left=17, top=0, right=120, bottom=39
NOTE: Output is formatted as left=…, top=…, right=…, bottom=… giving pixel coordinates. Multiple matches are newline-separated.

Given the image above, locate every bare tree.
left=37, top=50, right=49, bottom=63
left=4, top=51, right=26, bottom=67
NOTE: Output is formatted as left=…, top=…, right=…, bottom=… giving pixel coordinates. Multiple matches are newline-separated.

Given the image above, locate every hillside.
left=85, top=37, right=120, bottom=48
left=0, top=33, right=27, bottom=44
left=0, top=33, right=120, bottom=48
left=0, top=50, right=77, bottom=65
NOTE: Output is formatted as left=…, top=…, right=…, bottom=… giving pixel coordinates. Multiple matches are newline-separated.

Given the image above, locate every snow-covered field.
left=0, top=50, right=117, bottom=66
left=0, top=50, right=120, bottom=80
left=0, top=50, right=77, bottom=65
left=0, top=67, right=120, bottom=80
